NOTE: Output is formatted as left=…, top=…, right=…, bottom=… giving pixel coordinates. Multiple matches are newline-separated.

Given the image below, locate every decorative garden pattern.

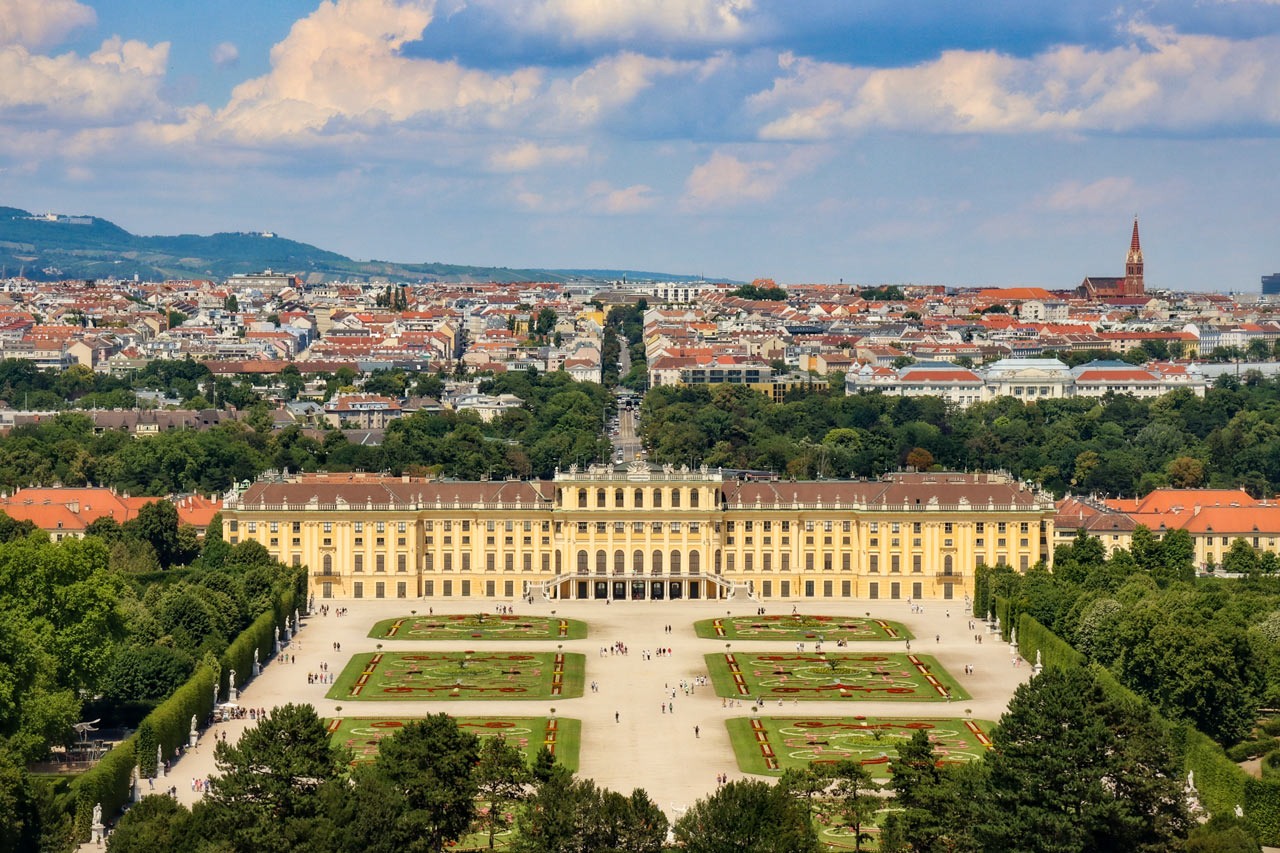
left=726, top=716, right=994, bottom=779
left=327, top=715, right=581, bottom=772
left=695, top=614, right=912, bottom=642
left=328, top=651, right=586, bottom=701
left=369, top=613, right=588, bottom=641
left=705, top=652, right=968, bottom=701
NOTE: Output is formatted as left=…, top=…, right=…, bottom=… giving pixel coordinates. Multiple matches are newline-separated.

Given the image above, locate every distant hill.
left=0, top=206, right=724, bottom=284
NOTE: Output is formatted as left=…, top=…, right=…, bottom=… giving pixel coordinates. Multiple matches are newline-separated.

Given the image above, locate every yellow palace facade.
left=221, top=464, right=1055, bottom=603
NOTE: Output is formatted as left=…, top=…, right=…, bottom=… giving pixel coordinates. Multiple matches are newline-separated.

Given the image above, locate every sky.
left=1, top=0, right=1279, bottom=289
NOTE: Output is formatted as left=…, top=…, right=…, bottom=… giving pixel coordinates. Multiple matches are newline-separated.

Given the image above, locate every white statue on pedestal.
left=156, top=744, right=165, bottom=779
left=253, top=648, right=260, bottom=676
left=132, top=764, right=142, bottom=802
left=189, top=714, right=198, bottom=747
left=1032, top=650, right=1043, bottom=675
left=274, top=626, right=280, bottom=653
left=228, top=669, right=238, bottom=702
left=91, top=802, right=104, bottom=843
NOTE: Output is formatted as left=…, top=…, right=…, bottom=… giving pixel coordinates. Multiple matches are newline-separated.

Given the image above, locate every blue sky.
left=2, top=0, right=1279, bottom=289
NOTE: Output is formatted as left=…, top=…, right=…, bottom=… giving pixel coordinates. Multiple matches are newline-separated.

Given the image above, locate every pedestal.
left=229, top=687, right=238, bottom=702
left=189, top=731, right=197, bottom=748
left=91, top=823, right=104, bottom=844
left=253, top=662, right=261, bottom=677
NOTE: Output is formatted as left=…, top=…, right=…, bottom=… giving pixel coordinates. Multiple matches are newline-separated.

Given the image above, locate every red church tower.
left=1079, top=217, right=1147, bottom=299
left=1123, top=217, right=1144, bottom=296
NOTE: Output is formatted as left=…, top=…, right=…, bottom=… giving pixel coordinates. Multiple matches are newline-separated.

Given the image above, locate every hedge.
left=1226, top=738, right=1279, bottom=763
left=1244, top=777, right=1280, bottom=843
left=67, top=569, right=305, bottom=840
left=1009, top=608, right=1280, bottom=845
left=1262, top=751, right=1280, bottom=781
left=995, top=596, right=1012, bottom=642
left=1013, top=612, right=1085, bottom=672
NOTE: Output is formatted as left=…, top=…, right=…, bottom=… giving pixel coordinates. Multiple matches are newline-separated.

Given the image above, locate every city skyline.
left=2, top=0, right=1279, bottom=289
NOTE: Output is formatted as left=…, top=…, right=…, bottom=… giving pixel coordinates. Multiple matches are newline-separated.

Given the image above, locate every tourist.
left=615, top=712, right=620, bottom=723
left=694, top=726, right=700, bottom=738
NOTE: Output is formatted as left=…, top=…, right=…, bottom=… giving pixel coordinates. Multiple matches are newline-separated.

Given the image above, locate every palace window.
left=672, top=490, right=681, bottom=508
left=690, top=490, right=700, bottom=508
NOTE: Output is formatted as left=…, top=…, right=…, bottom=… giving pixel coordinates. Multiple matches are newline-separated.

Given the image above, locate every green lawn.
left=726, top=715, right=995, bottom=779
left=327, top=715, right=580, bottom=772
left=695, top=614, right=912, bottom=642
left=328, top=651, right=586, bottom=701
left=369, top=613, right=588, bottom=641
left=705, top=652, right=969, bottom=702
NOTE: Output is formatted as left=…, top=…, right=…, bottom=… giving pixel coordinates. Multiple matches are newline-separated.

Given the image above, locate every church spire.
left=1127, top=216, right=1142, bottom=265
left=1124, top=216, right=1144, bottom=295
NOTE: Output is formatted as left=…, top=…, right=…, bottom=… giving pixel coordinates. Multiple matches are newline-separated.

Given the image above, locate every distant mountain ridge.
left=0, top=206, right=723, bottom=284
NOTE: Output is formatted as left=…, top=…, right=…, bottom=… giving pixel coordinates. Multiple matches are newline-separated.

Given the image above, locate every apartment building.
left=221, top=466, right=1055, bottom=603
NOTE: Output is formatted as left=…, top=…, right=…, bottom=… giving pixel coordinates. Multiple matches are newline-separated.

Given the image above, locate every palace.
left=221, top=465, right=1055, bottom=603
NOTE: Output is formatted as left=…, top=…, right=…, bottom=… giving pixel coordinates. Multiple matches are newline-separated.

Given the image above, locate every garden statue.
left=253, top=647, right=261, bottom=676
left=132, top=764, right=142, bottom=802
left=1187, top=770, right=1195, bottom=791
left=91, top=803, right=104, bottom=843
left=189, top=714, right=198, bottom=747
left=1032, top=650, right=1043, bottom=675
left=156, top=745, right=165, bottom=778
left=229, top=669, right=237, bottom=701
left=274, top=626, right=280, bottom=653
left=295, top=608, right=300, bottom=631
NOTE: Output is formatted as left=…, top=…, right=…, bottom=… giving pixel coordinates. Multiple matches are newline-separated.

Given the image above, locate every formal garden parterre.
left=328, top=651, right=586, bottom=701
left=328, top=715, right=581, bottom=772
left=705, top=652, right=968, bottom=701
left=369, top=613, right=588, bottom=641
left=696, top=614, right=912, bottom=642
left=726, top=716, right=994, bottom=778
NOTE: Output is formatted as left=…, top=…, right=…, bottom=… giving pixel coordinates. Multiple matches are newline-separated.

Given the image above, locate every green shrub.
left=1227, top=738, right=1279, bottom=763
left=1243, top=778, right=1280, bottom=844
left=1262, top=751, right=1280, bottom=781
left=1015, top=613, right=1086, bottom=671
left=1262, top=718, right=1280, bottom=737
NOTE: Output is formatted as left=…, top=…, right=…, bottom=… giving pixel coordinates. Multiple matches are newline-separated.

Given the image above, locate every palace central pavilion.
left=221, top=463, right=1055, bottom=602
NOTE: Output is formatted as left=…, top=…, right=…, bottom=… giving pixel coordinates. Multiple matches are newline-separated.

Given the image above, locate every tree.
left=126, top=500, right=182, bottom=568
left=1158, top=528, right=1196, bottom=583
left=224, top=294, right=238, bottom=313
left=829, top=760, right=880, bottom=852
left=369, top=714, right=479, bottom=852
left=473, top=734, right=531, bottom=850
left=906, top=447, right=934, bottom=471
left=1168, top=455, right=1206, bottom=488
left=976, top=667, right=1190, bottom=853
left=1222, top=538, right=1260, bottom=576
left=107, top=795, right=194, bottom=853
left=778, top=764, right=832, bottom=827
left=196, top=703, right=346, bottom=851
left=673, top=779, right=818, bottom=853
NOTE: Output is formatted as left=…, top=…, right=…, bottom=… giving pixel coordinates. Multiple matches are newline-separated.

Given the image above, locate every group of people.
left=308, top=662, right=333, bottom=685
left=493, top=604, right=517, bottom=615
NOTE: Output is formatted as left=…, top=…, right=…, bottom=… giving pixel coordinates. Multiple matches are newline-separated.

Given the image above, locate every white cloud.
left=472, top=0, right=754, bottom=42
left=0, top=35, right=170, bottom=124
left=680, top=149, right=788, bottom=208
left=215, top=0, right=543, bottom=142
left=1043, top=176, right=1135, bottom=212
left=752, top=23, right=1280, bottom=139
left=586, top=180, right=659, bottom=213
left=547, top=52, right=704, bottom=128
left=0, top=0, right=96, bottom=49
left=488, top=141, right=588, bottom=171
left=211, top=41, right=239, bottom=68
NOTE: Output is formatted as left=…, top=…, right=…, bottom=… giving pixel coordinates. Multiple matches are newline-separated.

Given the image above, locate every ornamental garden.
left=328, top=651, right=587, bottom=701
left=705, top=652, right=968, bottom=701
left=694, top=613, right=912, bottom=642
left=726, top=715, right=994, bottom=778
left=328, top=715, right=581, bottom=772
left=369, top=613, right=589, bottom=641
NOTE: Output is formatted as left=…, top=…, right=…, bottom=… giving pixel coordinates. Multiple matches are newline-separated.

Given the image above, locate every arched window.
left=714, top=549, right=722, bottom=574
left=690, top=489, right=700, bottom=508
left=670, top=550, right=682, bottom=575
left=596, top=489, right=606, bottom=508
left=943, top=554, right=954, bottom=576
left=654, top=489, right=663, bottom=508
left=556, top=488, right=563, bottom=505
left=672, top=489, right=681, bottom=508
left=614, top=550, right=625, bottom=575
left=652, top=550, right=664, bottom=575
left=578, top=490, right=587, bottom=508
left=596, top=549, right=607, bottom=573
left=633, top=549, right=644, bottom=574
left=634, top=488, right=644, bottom=508
left=689, top=550, right=700, bottom=574
left=615, top=488, right=624, bottom=507
left=555, top=551, right=562, bottom=573
left=323, top=554, right=332, bottom=574
left=577, top=550, right=588, bottom=574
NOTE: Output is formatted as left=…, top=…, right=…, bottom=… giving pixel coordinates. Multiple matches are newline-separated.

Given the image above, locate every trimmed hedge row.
left=1009, top=607, right=1280, bottom=844
left=67, top=569, right=305, bottom=840
left=1261, top=751, right=1280, bottom=781
left=1245, top=777, right=1280, bottom=843
left=995, top=596, right=1013, bottom=642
